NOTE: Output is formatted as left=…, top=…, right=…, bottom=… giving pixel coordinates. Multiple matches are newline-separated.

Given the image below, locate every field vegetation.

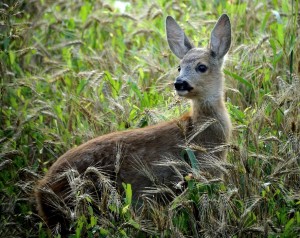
left=0, top=0, right=299, bottom=237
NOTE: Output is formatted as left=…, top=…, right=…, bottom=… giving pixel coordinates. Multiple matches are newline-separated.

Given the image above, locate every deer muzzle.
left=174, top=79, right=194, bottom=92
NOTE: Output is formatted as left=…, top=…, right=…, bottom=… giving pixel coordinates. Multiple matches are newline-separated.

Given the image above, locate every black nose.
left=174, top=79, right=193, bottom=91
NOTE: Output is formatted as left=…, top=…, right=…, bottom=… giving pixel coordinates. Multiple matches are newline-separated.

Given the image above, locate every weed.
left=0, top=0, right=299, bottom=237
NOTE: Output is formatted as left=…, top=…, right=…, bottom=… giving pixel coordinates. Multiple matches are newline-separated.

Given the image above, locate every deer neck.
left=190, top=93, right=231, bottom=142
left=191, top=94, right=226, bottom=124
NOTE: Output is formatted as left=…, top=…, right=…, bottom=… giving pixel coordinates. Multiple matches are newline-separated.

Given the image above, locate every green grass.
left=1, top=0, right=299, bottom=237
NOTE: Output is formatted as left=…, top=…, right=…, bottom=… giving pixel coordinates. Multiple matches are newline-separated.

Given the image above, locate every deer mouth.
left=174, top=80, right=194, bottom=92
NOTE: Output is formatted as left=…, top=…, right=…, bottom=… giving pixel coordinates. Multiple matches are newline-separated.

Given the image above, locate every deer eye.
left=177, top=65, right=181, bottom=72
left=196, top=64, right=207, bottom=73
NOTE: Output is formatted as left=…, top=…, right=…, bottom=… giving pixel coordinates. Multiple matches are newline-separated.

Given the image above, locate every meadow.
left=0, top=0, right=299, bottom=237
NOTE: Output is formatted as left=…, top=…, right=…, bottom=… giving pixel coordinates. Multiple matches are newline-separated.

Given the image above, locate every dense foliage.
left=0, top=0, right=299, bottom=237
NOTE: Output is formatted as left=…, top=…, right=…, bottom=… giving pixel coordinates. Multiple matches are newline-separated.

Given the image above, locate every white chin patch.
left=176, top=90, right=189, bottom=96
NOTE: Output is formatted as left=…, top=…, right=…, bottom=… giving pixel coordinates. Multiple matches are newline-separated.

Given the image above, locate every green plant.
left=0, top=0, right=299, bottom=237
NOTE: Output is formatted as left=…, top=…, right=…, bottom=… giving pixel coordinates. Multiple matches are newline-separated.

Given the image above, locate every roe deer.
left=35, top=14, right=232, bottom=230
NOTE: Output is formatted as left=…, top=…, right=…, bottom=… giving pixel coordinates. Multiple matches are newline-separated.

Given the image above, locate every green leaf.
left=261, top=12, right=271, bottom=32
left=185, top=148, right=199, bottom=170
left=122, top=183, right=132, bottom=206
left=9, top=50, right=15, bottom=65
left=128, top=218, right=140, bottom=229
left=79, top=3, right=91, bottom=22
left=276, top=24, right=284, bottom=45
left=90, top=215, right=97, bottom=227
left=125, top=183, right=132, bottom=205
left=122, top=204, right=130, bottom=214
left=76, top=79, right=88, bottom=95
left=224, top=69, right=253, bottom=89
left=100, top=228, right=109, bottom=236
left=284, top=218, right=294, bottom=232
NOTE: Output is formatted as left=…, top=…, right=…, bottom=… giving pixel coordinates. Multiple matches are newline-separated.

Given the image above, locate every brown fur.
left=35, top=14, right=232, bottom=230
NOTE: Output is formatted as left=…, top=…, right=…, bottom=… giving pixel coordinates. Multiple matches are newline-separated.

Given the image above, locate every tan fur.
left=35, top=14, right=232, bottom=229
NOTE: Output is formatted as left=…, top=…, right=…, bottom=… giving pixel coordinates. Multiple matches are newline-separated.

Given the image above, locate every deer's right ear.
left=166, top=16, right=194, bottom=59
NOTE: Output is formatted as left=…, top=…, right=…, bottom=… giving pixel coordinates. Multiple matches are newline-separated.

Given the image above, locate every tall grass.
left=0, top=0, right=299, bottom=237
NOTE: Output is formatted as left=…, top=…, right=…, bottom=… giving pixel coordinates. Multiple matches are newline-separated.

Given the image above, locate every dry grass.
left=0, top=0, right=299, bottom=237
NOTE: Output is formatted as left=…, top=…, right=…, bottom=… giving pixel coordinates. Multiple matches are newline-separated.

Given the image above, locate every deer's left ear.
left=210, top=14, right=231, bottom=59
left=166, top=16, right=194, bottom=59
